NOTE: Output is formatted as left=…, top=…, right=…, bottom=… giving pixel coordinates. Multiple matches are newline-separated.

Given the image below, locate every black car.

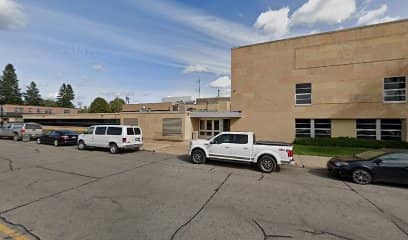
left=327, top=149, right=408, bottom=185
left=37, top=130, right=79, bottom=147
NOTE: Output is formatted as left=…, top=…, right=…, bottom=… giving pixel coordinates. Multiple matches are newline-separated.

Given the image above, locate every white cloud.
left=254, top=7, right=290, bottom=38
left=291, top=0, right=356, bottom=26
left=92, top=64, right=104, bottom=71
left=183, top=64, right=210, bottom=74
left=209, top=76, right=231, bottom=88
left=0, top=0, right=25, bottom=30
left=357, top=4, right=398, bottom=25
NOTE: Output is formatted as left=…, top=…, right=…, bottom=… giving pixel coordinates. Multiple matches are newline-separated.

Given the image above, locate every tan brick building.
left=231, top=20, right=408, bottom=142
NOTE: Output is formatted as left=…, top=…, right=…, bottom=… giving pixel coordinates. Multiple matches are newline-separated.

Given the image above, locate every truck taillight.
left=286, top=149, right=293, bottom=158
left=61, top=136, right=69, bottom=139
left=122, top=138, right=127, bottom=143
left=20, top=128, right=26, bottom=134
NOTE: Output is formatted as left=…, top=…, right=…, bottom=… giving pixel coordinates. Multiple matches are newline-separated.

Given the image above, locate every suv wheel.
left=78, top=141, right=86, bottom=150
left=352, top=169, right=372, bottom=185
left=109, top=143, right=119, bottom=154
left=191, top=149, right=206, bottom=164
left=258, top=155, right=277, bottom=173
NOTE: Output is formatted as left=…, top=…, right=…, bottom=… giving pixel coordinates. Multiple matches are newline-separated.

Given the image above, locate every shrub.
left=294, top=137, right=408, bottom=149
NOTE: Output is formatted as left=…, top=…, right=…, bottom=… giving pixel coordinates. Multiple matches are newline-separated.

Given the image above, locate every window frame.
left=356, top=119, right=402, bottom=141
left=94, top=127, right=107, bottom=135
left=295, top=119, right=331, bottom=138
left=107, top=127, right=123, bottom=136
left=295, top=83, right=312, bottom=106
left=383, top=76, right=407, bottom=103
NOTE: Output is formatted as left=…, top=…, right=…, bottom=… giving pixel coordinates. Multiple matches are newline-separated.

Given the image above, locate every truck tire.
left=13, top=134, right=19, bottom=142
left=109, top=143, right=119, bottom=154
left=257, top=155, right=277, bottom=173
left=78, top=141, right=86, bottom=150
left=191, top=149, right=206, bottom=164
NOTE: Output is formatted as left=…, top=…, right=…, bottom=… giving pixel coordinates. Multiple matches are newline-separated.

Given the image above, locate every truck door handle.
left=224, top=146, right=230, bottom=149
left=243, top=147, right=249, bottom=150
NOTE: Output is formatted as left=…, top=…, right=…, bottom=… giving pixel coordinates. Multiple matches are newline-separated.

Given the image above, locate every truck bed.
left=255, top=141, right=292, bottom=147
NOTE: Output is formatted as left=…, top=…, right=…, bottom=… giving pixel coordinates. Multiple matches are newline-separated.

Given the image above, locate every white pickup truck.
left=188, top=132, right=294, bottom=173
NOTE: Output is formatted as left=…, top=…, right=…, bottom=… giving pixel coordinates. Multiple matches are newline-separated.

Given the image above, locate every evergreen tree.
left=0, top=64, right=23, bottom=104
left=109, top=97, right=126, bottom=113
left=56, top=83, right=75, bottom=108
left=89, top=97, right=110, bottom=113
left=24, top=81, right=42, bottom=105
left=42, top=99, right=58, bottom=107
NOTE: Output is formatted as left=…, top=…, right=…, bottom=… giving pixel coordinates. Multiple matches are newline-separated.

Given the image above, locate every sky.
left=0, top=0, right=407, bottom=106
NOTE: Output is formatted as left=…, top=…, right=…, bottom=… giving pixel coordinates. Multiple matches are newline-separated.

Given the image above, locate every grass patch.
left=294, top=144, right=370, bottom=157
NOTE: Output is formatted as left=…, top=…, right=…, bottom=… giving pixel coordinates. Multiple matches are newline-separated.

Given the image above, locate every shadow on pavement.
left=177, top=154, right=262, bottom=172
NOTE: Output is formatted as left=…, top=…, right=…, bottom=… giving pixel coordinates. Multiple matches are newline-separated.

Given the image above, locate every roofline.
left=233, top=18, right=408, bottom=50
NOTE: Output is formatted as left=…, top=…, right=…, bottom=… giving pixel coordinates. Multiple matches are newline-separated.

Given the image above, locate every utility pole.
left=198, top=77, right=201, bottom=99
left=217, top=88, right=220, bottom=97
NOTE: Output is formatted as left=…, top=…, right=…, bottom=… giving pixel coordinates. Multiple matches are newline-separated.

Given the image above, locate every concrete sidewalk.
left=143, top=140, right=330, bottom=169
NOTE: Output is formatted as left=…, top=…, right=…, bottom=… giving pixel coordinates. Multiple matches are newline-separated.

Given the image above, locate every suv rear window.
left=134, top=128, right=141, bottom=135
left=95, top=127, right=107, bottom=135
left=127, top=128, right=135, bottom=135
left=107, top=127, right=122, bottom=135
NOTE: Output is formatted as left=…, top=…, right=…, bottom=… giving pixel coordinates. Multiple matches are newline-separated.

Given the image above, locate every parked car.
left=0, top=122, right=43, bottom=141
left=327, top=149, right=408, bottom=185
left=77, top=125, right=143, bottom=154
left=37, top=130, right=78, bottom=147
left=188, top=132, right=294, bottom=173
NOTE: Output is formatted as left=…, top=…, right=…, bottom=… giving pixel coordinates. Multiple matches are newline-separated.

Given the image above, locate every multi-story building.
left=231, top=19, right=408, bottom=142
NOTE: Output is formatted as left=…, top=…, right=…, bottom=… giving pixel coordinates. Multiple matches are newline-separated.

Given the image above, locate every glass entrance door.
left=199, top=119, right=222, bottom=137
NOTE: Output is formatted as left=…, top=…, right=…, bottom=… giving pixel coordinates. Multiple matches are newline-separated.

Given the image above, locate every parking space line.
left=0, top=223, right=30, bottom=240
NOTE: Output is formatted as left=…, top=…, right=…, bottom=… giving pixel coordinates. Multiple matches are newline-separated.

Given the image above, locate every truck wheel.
left=78, top=141, right=86, bottom=150
left=257, top=155, right=277, bottom=173
left=109, top=143, right=119, bottom=154
left=13, top=134, right=19, bottom=142
left=191, top=149, right=206, bottom=164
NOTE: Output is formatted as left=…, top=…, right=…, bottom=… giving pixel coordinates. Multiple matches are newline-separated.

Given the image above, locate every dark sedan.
left=37, top=130, right=78, bottom=147
left=327, top=149, right=408, bottom=185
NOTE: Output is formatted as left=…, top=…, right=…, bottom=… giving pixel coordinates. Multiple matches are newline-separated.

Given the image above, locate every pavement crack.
left=302, top=230, right=354, bottom=240
left=0, top=215, right=41, bottom=240
left=343, top=181, right=408, bottom=237
left=170, top=172, right=232, bottom=240
left=258, top=173, right=264, bottom=181
left=0, top=156, right=14, bottom=172
left=36, top=166, right=99, bottom=179
left=252, top=219, right=293, bottom=239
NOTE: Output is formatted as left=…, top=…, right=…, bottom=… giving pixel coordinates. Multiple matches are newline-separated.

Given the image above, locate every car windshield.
left=355, top=150, right=387, bottom=160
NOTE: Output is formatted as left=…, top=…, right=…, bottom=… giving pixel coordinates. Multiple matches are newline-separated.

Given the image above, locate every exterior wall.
left=331, top=120, right=356, bottom=138
left=3, top=104, right=79, bottom=115
left=23, top=113, right=120, bottom=120
left=231, top=20, right=408, bottom=142
left=122, top=102, right=174, bottom=112
left=120, top=112, right=191, bottom=141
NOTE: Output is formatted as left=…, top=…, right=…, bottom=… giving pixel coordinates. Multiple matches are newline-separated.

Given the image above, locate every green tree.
left=56, top=83, right=75, bottom=108
left=42, top=99, right=58, bottom=107
left=0, top=64, right=23, bottom=104
left=109, top=97, right=125, bottom=113
left=89, top=97, right=110, bottom=113
left=79, top=106, right=89, bottom=113
left=24, top=81, right=43, bottom=105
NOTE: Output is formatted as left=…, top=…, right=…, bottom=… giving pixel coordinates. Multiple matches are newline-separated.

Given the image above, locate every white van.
left=77, top=125, right=143, bottom=154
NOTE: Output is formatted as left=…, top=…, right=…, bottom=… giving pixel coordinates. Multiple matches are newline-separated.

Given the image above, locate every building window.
left=384, top=76, right=406, bottom=102
left=163, top=118, right=182, bottom=136
left=295, top=83, right=312, bottom=105
left=356, top=119, right=402, bottom=141
left=37, top=108, right=41, bottom=113
left=45, top=109, right=52, bottom=114
left=199, top=119, right=221, bottom=137
left=295, top=119, right=331, bottom=138
left=64, top=110, right=70, bottom=114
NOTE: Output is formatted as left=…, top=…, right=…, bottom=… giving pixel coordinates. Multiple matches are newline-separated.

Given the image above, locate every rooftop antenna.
left=198, top=77, right=201, bottom=99
left=125, top=96, right=130, bottom=104
left=217, top=88, right=220, bottom=97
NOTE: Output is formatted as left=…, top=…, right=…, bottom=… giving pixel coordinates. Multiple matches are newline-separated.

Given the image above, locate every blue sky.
left=0, top=0, right=406, bottom=106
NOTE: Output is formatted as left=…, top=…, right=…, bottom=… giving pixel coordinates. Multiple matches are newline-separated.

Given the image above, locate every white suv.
left=77, top=125, right=143, bottom=154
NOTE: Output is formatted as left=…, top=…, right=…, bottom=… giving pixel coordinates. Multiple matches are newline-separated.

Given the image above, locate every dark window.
left=107, top=127, right=122, bottom=135
left=356, top=120, right=377, bottom=139
left=134, top=128, right=141, bottom=135
left=213, top=134, right=233, bottom=144
left=25, top=124, right=42, bottom=130
left=296, top=83, right=312, bottom=105
left=378, top=153, right=408, bottom=165
left=384, top=77, right=406, bottom=102
left=381, top=119, right=402, bottom=140
left=95, top=127, right=107, bottom=135
left=86, top=127, right=94, bottom=134
left=232, top=134, right=248, bottom=144
left=163, top=118, right=182, bottom=136
left=295, top=119, right=311, bottom=137
left=127, top=128, right=135, bottom=135
left=314, top=120, right=331, bottom=138
left=214, top=120, right=220, bottom=131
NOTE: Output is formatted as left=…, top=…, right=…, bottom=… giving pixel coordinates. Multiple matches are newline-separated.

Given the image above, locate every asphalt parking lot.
left=0, top=140, right=408, bottom=240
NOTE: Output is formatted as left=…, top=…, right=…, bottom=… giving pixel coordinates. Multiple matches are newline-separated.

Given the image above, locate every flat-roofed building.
left=231, top=20, right=408, bottom=142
